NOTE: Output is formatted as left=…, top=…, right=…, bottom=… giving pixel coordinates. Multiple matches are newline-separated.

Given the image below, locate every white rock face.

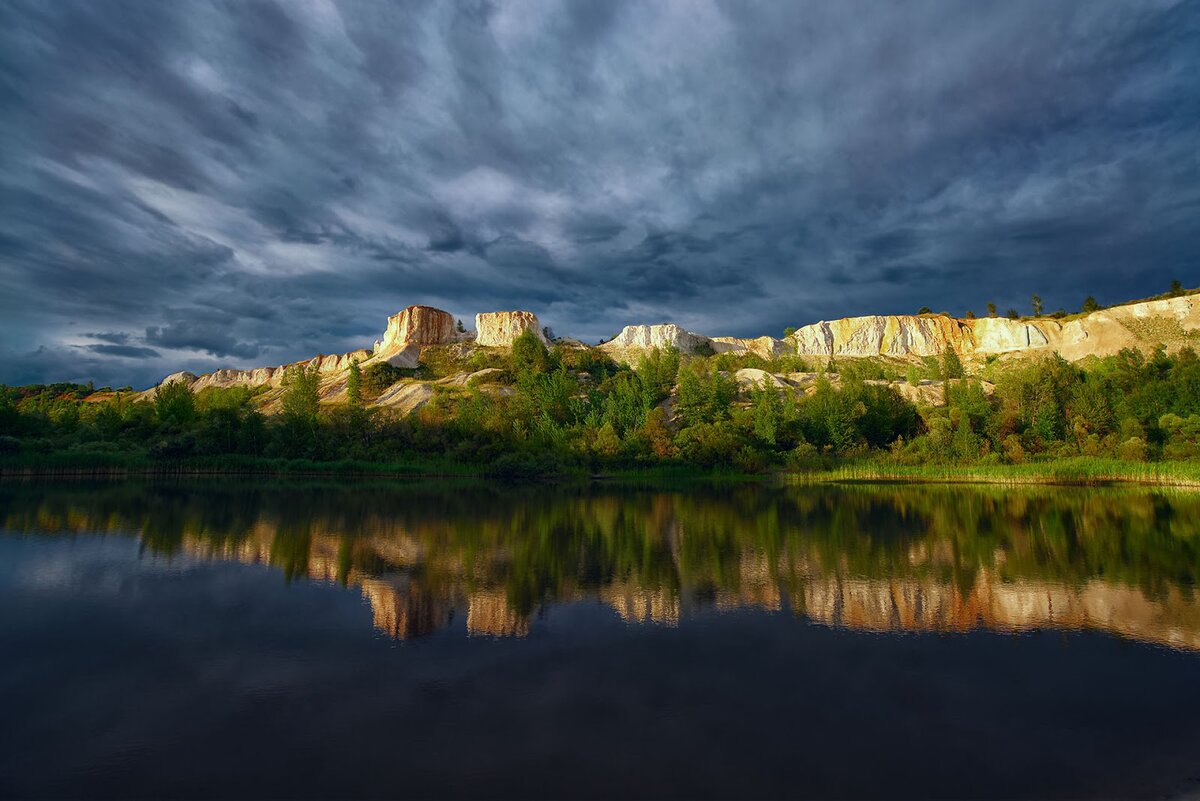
left=373, top=382, right=435, bottom=415
left=378, top=305, right=457, bottom=352
left=790, top=315, right=969, bottom=357
left=968, top=318, right=1053, bottom=353
left=382, top=344, right=420, bottom=370
left=734, top=368, right=793, bottom=389
left=600, top=324, right=712, bottom=355
left=475, top=311, right=547, bottom=347
left=711, top=336, right=791, bottom=359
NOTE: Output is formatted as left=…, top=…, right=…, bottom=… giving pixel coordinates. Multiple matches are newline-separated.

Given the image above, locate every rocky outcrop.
left=475, top=311, right=547, bottom=347
left=711, top=336, right=791, bottom=359
left=734, top=368, right=793, bottom=389
left=376, top=305, right=456, bottom=353
left=790, top=314, right=969, bottom=357
left=373, top=382, right=435, bottom=415
left=144, top=294, right=1198, bottom=409
left=786, top=296, right=1199, bottom=359
left=600, top=324, right=711, bottom=356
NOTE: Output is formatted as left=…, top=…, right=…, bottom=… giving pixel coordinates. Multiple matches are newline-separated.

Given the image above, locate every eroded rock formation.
left=144, top=294, right=1199, bottom=412
left=600, top=324, right=711, bottom=356
left=475, top=310, right=547, bottom=347
left=376, top=305, right=456, bottom=353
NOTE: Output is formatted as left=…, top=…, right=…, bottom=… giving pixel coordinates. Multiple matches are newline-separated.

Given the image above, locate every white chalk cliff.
left=146, top=294, right=1198, bottom=413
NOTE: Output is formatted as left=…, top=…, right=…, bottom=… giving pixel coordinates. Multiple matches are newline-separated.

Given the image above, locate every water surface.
left=2, top=480, right=1199, bottom=799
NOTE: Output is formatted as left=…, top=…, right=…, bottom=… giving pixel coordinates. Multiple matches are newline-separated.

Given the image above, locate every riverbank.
left=2, top=453, right=1199, bottom=488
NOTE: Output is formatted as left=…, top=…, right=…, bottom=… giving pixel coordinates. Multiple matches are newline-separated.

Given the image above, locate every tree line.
left=2, top=329, right=1199, bottom=476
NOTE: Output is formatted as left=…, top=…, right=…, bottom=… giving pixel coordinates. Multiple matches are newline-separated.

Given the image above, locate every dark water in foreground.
left=1, top=480, right=1199, bottom=800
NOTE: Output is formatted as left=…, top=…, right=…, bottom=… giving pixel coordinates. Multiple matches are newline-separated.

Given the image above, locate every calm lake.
left=1, top=479, right=1199, bottom=799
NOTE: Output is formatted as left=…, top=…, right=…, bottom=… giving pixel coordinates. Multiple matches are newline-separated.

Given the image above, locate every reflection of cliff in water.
left=2, top=481, right=1198, bottom=648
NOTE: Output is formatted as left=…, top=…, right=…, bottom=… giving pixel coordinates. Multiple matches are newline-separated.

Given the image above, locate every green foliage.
left=363, top=362, right=410, bottom=396
left=675, top=362, right=737, bottom=427
left=987, top=302, right=997, bottom=317
left=635, top=347, right=680, bottom=403
left=1082, top=296, right=1101, bottom=313
left=346, top=359, right=362, bottom=407
left=154, top=380, right=195, bottom=427
left=512, top=329, right=551, bottom=376
left=6, top=336, right=1200, bottom=476
left=1031, top=294, right=1043, bottom=316
left=941, top=349, right=965, bottom=380
left=281, top=364, right=320, bottom=424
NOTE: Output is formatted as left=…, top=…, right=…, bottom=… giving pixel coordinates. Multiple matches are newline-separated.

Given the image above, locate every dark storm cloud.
left=1, top=0, right=1197, bottom=386
left=84, top=344, right=162, bottom=359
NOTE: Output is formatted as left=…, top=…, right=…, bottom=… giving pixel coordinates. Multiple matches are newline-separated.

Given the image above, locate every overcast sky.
left=1, top=0, right=1197, bottom=387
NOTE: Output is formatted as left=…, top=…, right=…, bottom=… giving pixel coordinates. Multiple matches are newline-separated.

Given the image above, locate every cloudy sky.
left=1, top=0, right=1197, bottom=387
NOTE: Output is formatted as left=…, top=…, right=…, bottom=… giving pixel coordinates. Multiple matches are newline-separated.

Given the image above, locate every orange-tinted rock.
left=379, top=305, right=456, bottom=350
left=475, top=310, right=547, bottom=347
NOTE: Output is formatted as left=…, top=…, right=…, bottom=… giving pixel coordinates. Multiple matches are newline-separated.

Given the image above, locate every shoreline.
left=2, top=455, right=1198, bottom=489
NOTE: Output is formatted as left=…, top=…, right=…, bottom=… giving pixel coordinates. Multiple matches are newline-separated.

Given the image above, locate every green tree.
left=1082, top=296, right=1100, bottom=313
left=281, top=364, right=320, bottom=425
left=635, top=347, right=680, bottom=403
left=676, top=363, right=737, bottom=427
left=154, top=379, right=195, bottom=427
left=942, top=349, right=965, bottom=380
left=1170, top=279, right=1184, bottom=297
left=1007, top=308, right=1019, bottom=320
left=987, top=302, right=997, bottom=317
left=784, top=326, right=797, bottom=338
left=917, top=306, right=932, bottom=315
left=1031, top=294, right=1043, bottom=316
left=346, top=358, right=362, bottom=407
left=456, top=318, right=466, bottom=333
left=512, top=329, right=550, bottom=376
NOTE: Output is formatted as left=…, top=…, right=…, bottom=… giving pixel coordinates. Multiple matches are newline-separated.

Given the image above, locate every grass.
left=789, top=457, right=1200, bottom=488
left=3, top=452, right=1199, bottom=489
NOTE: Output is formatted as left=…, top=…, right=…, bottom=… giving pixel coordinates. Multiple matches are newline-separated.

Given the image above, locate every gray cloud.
left=1, top=0, right=1197, bottom=387
left=83, top=344, right=162, bottom=359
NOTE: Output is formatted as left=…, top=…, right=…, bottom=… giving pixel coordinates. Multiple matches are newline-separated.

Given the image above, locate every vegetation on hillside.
left=3, top=329, right=1200, bottom=480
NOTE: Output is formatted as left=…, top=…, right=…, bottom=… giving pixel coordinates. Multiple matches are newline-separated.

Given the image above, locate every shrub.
left=1116, top=436, right=1148, bottom=462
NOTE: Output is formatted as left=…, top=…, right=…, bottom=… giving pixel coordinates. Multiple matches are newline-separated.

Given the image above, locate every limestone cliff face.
left=786, top=296, right=1198, bottom=358
left=711, top=336, right=790, bottom=359
left=376, top=305, right=456, bottom=353
left=475, top=310, right=547, bottom=347
left=791, top=314, right=964, bottom=357
left=147, top=295, right=1198, bottom=407
left=600, top=324, right=711, bottom=356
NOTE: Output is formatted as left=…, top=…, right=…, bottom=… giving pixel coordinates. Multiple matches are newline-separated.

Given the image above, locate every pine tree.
left=1031, top=294, right=1043, bottom=316
left=346, top=358, right=362, bottom=407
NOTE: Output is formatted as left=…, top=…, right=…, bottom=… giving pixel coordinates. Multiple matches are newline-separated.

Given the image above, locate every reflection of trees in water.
left=1, top=480, right=1198, bottom=646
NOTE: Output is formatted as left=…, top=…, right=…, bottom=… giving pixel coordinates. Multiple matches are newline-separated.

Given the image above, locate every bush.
left=1116, top=437, right=1148, bottom=462
left=363, top=362, right=411, bottom=396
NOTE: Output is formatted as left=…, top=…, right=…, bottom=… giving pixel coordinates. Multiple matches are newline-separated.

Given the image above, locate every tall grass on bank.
left=3, top=451, right=1199, bottom=488
left=792, top=457, right=1200, bottom=488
